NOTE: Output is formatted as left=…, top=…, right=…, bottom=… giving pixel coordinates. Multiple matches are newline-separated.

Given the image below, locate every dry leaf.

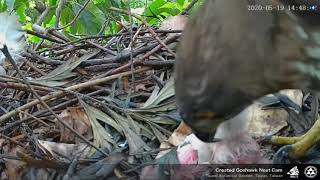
left=3, top=146, right=26, bottom=180
left=143, top=78, right=174, bottom=108
left=81, top=101, right=118, bottom=154
left=38, top=140, right=91, bottom=158
left=135, top=83, right=147, bottom=91
left=107, top=108, right=151, bottom=154
left=57, top=107, right=92, bottom=143
left=246, top=89, right=303, bottom=137
left=157, top=122, right=192, bottom=158
left=32, top=50, right=99, bottom=86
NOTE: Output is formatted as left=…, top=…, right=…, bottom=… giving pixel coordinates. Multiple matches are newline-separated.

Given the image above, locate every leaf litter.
left=0, top=10, right=185, bottom=179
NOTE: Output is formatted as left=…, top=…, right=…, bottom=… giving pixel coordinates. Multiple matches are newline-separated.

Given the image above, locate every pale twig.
left=0, top=45, right=108, bottom=156
left=0, top=65, right=150, bottom=123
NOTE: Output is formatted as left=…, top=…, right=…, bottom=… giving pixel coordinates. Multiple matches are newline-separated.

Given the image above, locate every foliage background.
left=0, top=0, right=202, bottom=43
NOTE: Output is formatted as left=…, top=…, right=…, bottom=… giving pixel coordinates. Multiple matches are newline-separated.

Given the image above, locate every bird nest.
left=0, top=11, right=319, bottom=180
left=0, top=12, right=187, bottom=179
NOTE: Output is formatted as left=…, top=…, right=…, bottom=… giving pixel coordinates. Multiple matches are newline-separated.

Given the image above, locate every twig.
left=17, top=109, right=50, bottom=127
left=180, top=0, right=199, bottom=15
left=83, top=42, right=159, bottom=66
left=109, top=7, right=176, bottom=57
left=25, top=29, right=64, bottom=43
left=21, top=58, right=47, bottom=76
left=97, top=34, right=179, bottom=78
left=0, top=133, right=27, bottom=148
left=55, top=0, right=65, bottom=28
left=138, top=60, right=174, bottom=67
left=22, top=51, right=64, bottom=66
left=36, top=30, right=182, bottom=53
left=0, top=80, right=52, bottom=94
left=0, top=45, right=108, bottom=156
left=0, top=90, right=107, bottom=133
left=127, top=1, right=136, bottom=103
left=55, top=0, right=91, bottom=30
left=35, top=6, right=57, bottom=25
left=85, top=40, right=117, bottom=56
left=0, top=67, right=150, bottom=124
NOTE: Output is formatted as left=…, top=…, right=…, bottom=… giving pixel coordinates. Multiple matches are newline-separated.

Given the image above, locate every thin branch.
left=0, top=45, right=108, bottom=156
left=25, top=29, right=64, bottom=43
left=55, top=0, right=91, bottom=30
left=180, top=0, right=199, bottom=15
left=109, top=7, right=176, bottom=57
left=55, top=0, right=65, bottom=28
left=0, top=66, right=150, bottom=124
left=95, top=34, right=179, bottom=78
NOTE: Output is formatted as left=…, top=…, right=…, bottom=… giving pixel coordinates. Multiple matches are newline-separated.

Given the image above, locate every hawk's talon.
left=269, top=118, right=320, bottom=160
left=269, top=136, right=302, bottom=145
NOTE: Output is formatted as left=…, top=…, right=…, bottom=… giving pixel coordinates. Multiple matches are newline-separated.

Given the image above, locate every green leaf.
left=0, top=1, right=7, bottom=12
left=109, top=20, right=118, bottom=34
left=95, top=1, right=112, bottom=15
left=145, top=0, right=166, bottom=19
left=70, top=1, right=106, bottom=34
left=60, top=5, right=74, bottom=28
left=14, top=0, right=28, bottom=22
left=43, top=10, right=55, bottom=27
left=160, top=2, right=182, bottom=15
left=147, top=18, right=160, bottom=26
left=48, top=0, right=58, bottom=6
left=176, top=0, right=185, bottom=6
left=23, top=22, right=40, bottom=43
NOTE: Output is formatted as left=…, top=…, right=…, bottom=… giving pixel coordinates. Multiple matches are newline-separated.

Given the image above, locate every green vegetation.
left=0, top=0, right=202, bottom=42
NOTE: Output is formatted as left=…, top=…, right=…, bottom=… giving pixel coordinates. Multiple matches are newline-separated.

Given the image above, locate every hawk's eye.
left=193, top=111, right=215, bottom=119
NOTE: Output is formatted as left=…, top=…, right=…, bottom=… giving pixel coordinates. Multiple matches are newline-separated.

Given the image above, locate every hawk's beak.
left=193, top=130, right=221, bottom=143
left=184, top=111, right=224, bottom=143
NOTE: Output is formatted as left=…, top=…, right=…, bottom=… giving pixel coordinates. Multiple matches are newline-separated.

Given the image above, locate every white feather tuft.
left=0, top=12, right=25, bottom=64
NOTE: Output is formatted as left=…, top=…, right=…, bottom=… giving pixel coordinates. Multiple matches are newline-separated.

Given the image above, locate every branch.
left=55, top=0, right=65, bottom=28
left=55, top=0, right=91, bottom=30
left=0, top=45, right=108, bottom=156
